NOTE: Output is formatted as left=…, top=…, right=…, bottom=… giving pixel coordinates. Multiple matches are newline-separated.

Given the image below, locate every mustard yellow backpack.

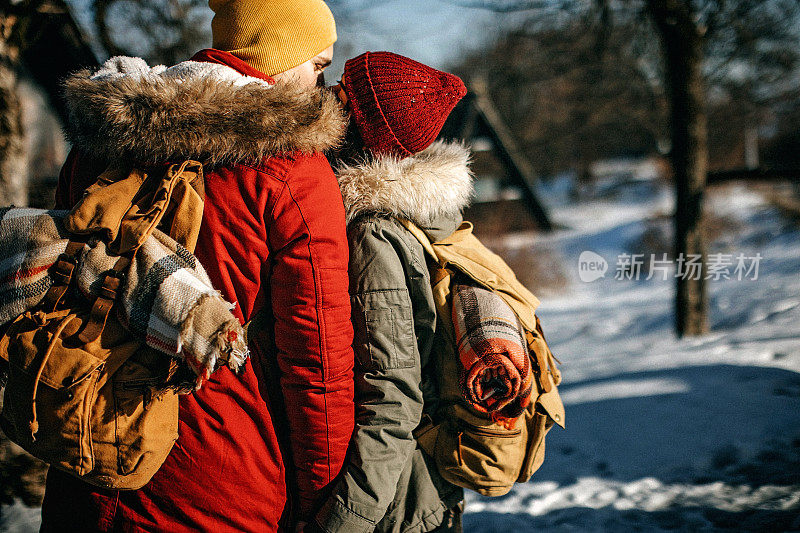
left=403, top=220, right=565, bottom=497
left=0, top=161, right=207, bottom=490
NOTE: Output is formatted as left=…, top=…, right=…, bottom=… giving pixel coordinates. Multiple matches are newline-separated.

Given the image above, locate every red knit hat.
left=341, top=51, right=468, bottom=157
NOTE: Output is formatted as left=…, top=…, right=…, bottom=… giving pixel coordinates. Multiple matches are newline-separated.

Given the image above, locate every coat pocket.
left=364, top=307, right=416, bottom=370
left=354, top=289, right=417, bottom=371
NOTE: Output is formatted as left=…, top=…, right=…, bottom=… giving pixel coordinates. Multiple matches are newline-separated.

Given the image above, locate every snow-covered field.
left=464, top=181, right=800, bottom=531
left=2, top=180, right=799, bottom=532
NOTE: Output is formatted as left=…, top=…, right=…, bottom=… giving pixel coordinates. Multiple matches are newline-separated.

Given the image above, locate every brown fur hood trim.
left=63, top=56, right=347, bottom=166
left=336, top=141, right=473, bottom=226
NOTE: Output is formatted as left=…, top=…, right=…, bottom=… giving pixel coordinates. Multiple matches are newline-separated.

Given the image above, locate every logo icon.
left=578, top=251, right=608, bottom=282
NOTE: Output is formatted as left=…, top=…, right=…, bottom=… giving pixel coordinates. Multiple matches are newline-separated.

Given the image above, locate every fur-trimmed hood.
left=336, top=141, right=473, bottom=228
left=63, top=56, right=346, bottom=166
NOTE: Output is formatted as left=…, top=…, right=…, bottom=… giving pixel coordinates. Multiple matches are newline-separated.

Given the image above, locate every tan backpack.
left=0, top=161, right=208, bottom=490
left=403, top=220, right=565, bottom=497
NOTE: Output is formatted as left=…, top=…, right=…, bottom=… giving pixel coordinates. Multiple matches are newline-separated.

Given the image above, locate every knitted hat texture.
left=342, top=52, right=467, bottom=157
left=209, top=0, right=336, bottom=77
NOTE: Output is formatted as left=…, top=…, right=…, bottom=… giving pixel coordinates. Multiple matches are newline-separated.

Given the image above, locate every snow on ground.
left=464, top=181, right=800, bottom=531
left=0, top=502, right=38, bottom=533
left=2, top=181, right=799, bottom=532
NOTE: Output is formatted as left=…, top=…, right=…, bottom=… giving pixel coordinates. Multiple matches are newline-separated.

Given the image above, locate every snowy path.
left=2, top=183, right=799, bottom=532
left=465, top=183, right=800, bottom=531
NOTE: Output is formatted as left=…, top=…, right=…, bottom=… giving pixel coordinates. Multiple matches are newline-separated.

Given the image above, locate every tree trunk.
left=0, top=0, right=97, bottom=208
left=0, top=32, right=27, bottom=206
left=5, top=0, right=98, bottom=123
left=647, top=0, right=709, bottom=337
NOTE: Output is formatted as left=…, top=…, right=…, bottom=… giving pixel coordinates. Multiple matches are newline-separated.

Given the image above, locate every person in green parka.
left=311, top=52, right=472, bottom=533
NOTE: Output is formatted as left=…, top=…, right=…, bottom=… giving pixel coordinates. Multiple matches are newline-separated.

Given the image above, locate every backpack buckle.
left=107, top=267, right=127, bottom=280
left=97, top=271, right=124, bottom=302
left=51, top=254, right=77, bottom=285
left=77, top=256, right=129, bottom=344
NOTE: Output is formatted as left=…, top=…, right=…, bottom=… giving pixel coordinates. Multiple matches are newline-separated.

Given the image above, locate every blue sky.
left=66, top=0, right=521, bottom=76
left=326, top=1, right=520, bottom=78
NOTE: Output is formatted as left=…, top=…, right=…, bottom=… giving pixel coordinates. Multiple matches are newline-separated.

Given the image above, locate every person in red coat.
left=40, top=1, right=355, bottom=531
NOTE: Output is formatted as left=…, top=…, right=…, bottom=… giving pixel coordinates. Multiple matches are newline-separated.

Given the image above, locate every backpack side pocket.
left=517, top=387, right=565, bottom=483
left=107, top=347, right=179, bottom=490
left=426, top=404, right=526, bottom=497
left=0, top=311, right=105, bottom=476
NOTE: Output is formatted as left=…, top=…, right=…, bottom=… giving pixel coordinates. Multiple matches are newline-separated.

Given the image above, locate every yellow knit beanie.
left=209, top=0, right=337, bottom=77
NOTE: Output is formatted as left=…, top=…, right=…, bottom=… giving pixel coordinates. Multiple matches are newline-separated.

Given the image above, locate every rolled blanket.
left=452, top=284, right=533, bottom=426
left=0, top=207, right=247, bottom=389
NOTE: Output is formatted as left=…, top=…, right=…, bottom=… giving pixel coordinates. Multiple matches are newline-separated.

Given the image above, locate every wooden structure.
left=707, top=167, right=800, bottom=184
left=440, top=81, right=553, bottom=232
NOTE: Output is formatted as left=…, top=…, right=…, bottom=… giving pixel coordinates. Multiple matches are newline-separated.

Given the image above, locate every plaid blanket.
left=452, top=284, right=533, bottom=426
left=0, top=207, right=247, bottom=388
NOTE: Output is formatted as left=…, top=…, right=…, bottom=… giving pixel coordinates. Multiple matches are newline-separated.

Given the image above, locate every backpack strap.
left=40, top=238, right=87, bottom=312
left=398, top=219, right=439, bottom=261
left=77, top=255, right=131, bottom=344
left=62, top=161, right=202, bottom=345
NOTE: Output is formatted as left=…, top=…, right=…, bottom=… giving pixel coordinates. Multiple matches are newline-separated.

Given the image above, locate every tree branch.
left=441, top=0, right=573, bottom=12
left=93, top=0, right=129, bottom=57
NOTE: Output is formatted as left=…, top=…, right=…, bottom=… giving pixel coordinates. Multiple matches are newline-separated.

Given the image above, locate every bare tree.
left=645, top=0, right=709, bottom=336
left=447, top=0, right=800, bottom=337
left=457, top=14, right=668, bottom=178
left=0, top=0, right=97, bottom=206
left=1, top=0, right=97, bottom=120
left=90, top=0, right=210, bottom=65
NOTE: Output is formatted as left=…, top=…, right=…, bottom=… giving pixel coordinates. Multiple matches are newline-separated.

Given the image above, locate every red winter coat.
left=40, top=50, right=355, bottom=532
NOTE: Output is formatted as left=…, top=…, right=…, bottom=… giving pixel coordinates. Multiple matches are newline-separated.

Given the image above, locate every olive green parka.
left=314, top=141, right=474, bottom=533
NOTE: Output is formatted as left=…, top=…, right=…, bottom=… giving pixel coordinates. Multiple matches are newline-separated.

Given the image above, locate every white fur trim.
left=91, top=56, right=273, bottom=88
left=337, top=141, right=474, bottom=226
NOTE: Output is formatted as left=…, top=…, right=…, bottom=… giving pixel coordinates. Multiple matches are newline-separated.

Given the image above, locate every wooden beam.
left=708, top=167, right=800, bottom=184
left=470, top=85, right=554, bottom=231
left=457, top=93, right=479, bottom=141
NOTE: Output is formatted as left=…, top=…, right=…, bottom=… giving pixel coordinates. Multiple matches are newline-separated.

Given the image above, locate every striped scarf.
left=0, top=207, right=247, bottom=388
left=452, top=284, right=533, bottom=427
